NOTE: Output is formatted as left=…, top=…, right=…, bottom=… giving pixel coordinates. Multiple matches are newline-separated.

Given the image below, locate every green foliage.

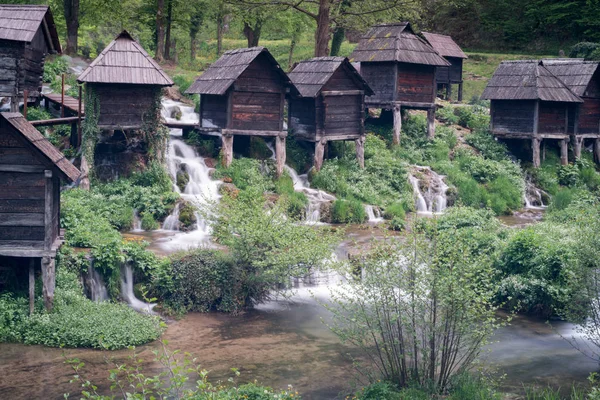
left=274, top=174, right=308, bottom=220
left=214, top=157, right=274, bottom=193
left=141, top=212, right=160, bottom=231
left=42, top=56, right=69, bottom=83
left=178, top=202, right=198, bottom=228
left=465, top=129, right=509, bottom=161
left=453, top=106, right=490, bottom=130
left=331, top=199, right=366, bottom=224
left=0, top=268, right=161, bottom=349
left=570, top=42, right=600, bottom=60
left=286, top=137, right=313, bottom=173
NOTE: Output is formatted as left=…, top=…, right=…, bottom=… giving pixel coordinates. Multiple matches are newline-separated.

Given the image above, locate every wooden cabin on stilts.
left=422, top=32, right=468, bottom=102
left=542, top=59, right=600, bottom=164
left=0, top=113, right=80, bottom=311
left=349, top=23, right=450, bottom=144
left=482, top=60, right=583, bottom=167
left=0, top=5, right=61, bottom=112
left=186, top=47, right=297, bottom=177
left=77, top=31, right=173, bottom=180
left=287, top=57, right=373, bottom=171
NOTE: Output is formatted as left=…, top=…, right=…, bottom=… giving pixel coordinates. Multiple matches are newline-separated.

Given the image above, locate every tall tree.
left=189, top=7, right=205, bottom=61
left=155, top=0, right=166, bottom=61
left=164, top=0, right=174, bottom=60
left=63, top=0, right=80, bottom=55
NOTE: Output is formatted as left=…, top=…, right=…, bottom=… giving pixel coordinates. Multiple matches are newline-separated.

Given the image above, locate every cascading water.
left=162, top=203, right=180, bottom=231
left=365, top=205, right=384, bottom=223
left=132, top=209, right=143, bottom=232
left=408, top=166, right=449, bottom=214
left=85, top=263, right=109, bottom=302
left=121, top=264, right=155, bottom=314
left=524, top=177, right=549, bottom=210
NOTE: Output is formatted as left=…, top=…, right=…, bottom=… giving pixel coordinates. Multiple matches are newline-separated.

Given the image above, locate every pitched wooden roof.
left=186, top=47, right=296, bottom=95
left=542, top=59, right=600, bottom=97
left=288, top=57, right=373, bottom=98
left=78, top=31, right=173, bottom=86
left=349, top=23, right=450, bottom=67
left=0, top=5, right=60, bottom=52
left=482, top=60, right=582, bottom=103
left=421, top=32, right=467, bottom=59
left=0, top=112, right=80, bottom=182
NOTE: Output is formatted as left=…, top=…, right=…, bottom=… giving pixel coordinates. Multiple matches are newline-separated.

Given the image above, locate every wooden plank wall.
left=0, top=40, right=23, bottom=97
left=95, top=85, right=159, bottom=128
left=361, top=62, right=396, bottom=104
left=323, top=95, right=362, bottom=135
left=578, top=98, right=600, bottom=134
left=0, top=128, right=47, bottom=250
left=289, top=97, right=316, bottom=137
left=397, top=63, right=436, bottom=104
left=230, top=54, right=284, bottom=131
left=539, top=101, right=567, bottom=134
left=491, top=100, right=535, bottom=134
left=435, top=66, right=450, bottom=85
left=201, top=94, right=228, bottom=129
left=448, top=58, right=463, bottom=83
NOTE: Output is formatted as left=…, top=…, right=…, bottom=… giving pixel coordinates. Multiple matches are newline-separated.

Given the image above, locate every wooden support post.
left=560, top=139, right=569, bottom=165
left=314, top=139, right=326, bottom=171
left=532, top=138, right=541, bottom=168
left=222, top=134, right=234, bottom=168
left=41, top=257, right=55, bottom=311
left=79, top=155, right=90, bottom=190
left=427, top=108, right=435, bottom=140
left=77, top=85, right=82, bottom=148
left=70, top=123, right=78, bottom=148
left=542, top=140, right=546, bottom=162
left=23, top=90, right=28, bottom=118
left=458, top=82, right=463, bottom=102
left=44, top=96, right=49, bottom=112
left=446, top=84, right=451, bottom=101
left=10, top=95, right=18, bottom=112
left=574, top=136, right=583, bottom=159
left=355, top=135, right=365, bottom=169
left=182, top=127, right=192, bottom=139
left=275, top=133, right=286, bottom=178
left=61, top=74, right=65, bottom=118
left=595, top=138, right=600, bottom=165
left=392, top=104, right=402, bottom=145
left=29, top=259, right=35, bottom=316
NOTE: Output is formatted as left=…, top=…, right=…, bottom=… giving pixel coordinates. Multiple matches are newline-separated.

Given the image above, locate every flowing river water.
left=0, top=100, right=594, bottom=399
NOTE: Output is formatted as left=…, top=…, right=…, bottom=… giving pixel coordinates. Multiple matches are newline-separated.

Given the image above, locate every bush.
left=213, top=157, right=274, bottom=193
left=331, top=199, right=366, bottom=223
left=570, top=42, right=600, bottom=60
left=465, top=129, right=508, bottom=161
left=43, top=56, right=69, bottom=83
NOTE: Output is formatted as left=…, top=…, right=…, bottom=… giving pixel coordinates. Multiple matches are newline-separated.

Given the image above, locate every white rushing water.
left=408, top=166, right=449, bottom=215
left=365, top=205, right=384, bottom=223
left=121, top=264, right=156, bottom=314
left=86, top=264, right=109, bottom=302
left=524, top=177, right=549, bottom=210
left=131, top=209, right=143, bottom=232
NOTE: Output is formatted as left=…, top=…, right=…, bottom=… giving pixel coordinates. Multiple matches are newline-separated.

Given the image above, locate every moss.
left=176, top=170, right=190, bottom=192
left=178, top=202, right=197, bottom=229
left=331, top=199, right=366, bottom=224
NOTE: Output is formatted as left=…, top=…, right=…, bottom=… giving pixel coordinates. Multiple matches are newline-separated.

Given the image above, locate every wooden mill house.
left=422, top=32, right=468, bottom=101
left=542, top=59, right=600, bottom=163
left=287, top=57, right=373, bottom=170
left=0, top=112, right=80, bottom=311
left=482, top=60, right=583, bottom=167
left=186, top=47, right=298, bottom=176
left=77, top=30, right=173, bottom=179
left=349, top=23, right=450, bottom=143
left=0, top=5, right=61, bottom=111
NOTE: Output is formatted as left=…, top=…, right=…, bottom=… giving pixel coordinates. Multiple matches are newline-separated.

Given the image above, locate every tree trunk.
left=155, top=0, right=166, bottom=62
left=288, top=23, right=302, bottom=70
left=217, top=13, right=224, bottom=56
left=165, top=0, right=173, bottom=60
left=243, top=21, right=263, bottom=47
left=330, top=26, right=344, bottom=56
left=314, top=0, right=331, bottom=57
left=189, top=10, right=204, bottom=62
left=64, top=0, right=80, bottom=55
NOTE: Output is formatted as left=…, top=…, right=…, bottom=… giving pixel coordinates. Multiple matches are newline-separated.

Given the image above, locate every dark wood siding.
left=447, top=57, right=463, bottom=83
left=0, top=40, right=24, bottom=97
left=201, top=94, right=227, bottom=129
left=94, top=84, right=160, bottom=129
left=435, top=66, right=450, bottom=85
left=322, top=67, right=358, bottom=92
left=578, top=98, right=600, bottom=134
left=361, top=62, right=396, bottom=105
left=324, top=95, right=362, bottom=136
left=491, top=100, right=536, bottom=135
left=289, top=97, right=316, bottom=138
left=397, top=63, right=436, bottom=104
left=539, top=101, right=568, bottom=134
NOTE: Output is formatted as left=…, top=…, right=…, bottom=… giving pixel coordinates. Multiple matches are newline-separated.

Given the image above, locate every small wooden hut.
left=287, top=57, right=373, bottom=170
left=0, top=112, right=80, bottom=311
left=0, top=5, right=61, bottom=111
left=78, top=30, right=173, bottom=130
left=349, top=23, right=450, bottom=143
left=422, top=32, right=468, bottom=101
left=542, top=59, right=600, bottom=163
left=482, top=60, right=583, bottom=167
left=186, top=47, right=298, bottom=176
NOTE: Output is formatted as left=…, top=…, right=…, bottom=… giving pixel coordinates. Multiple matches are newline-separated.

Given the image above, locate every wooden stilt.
left=77, top=85, right=82, bottom=148
left=458, top=82, right=464, bottom=102
left=542, top=140, right=546, bottom=162
left=560, top=139, right=569, bottom=165
left=532, top=138, right=541, bottom=168
left=222, top=134, right=234, bottom=167
left=355, top=135, right=365, bottom=169
left=314, top=139, right=326, bottom=171
left=60, top=74, right=65, bottom=118
left=29, top=259, right=35, bottom=316
left=574, top=136, right=583, bottom=159
left=446, top=84, right=451, bottom=101
left=427, top=108, right=435, bottom=140
left=41, top=257, right=55, bottom=311
left=10, top=95, right=18, bottom=112
left=392, top=104, right=402, bottom=145
left=23, top=90, right=28, bottom=118
left=594, top=138, right=600, bottom=164
left=79, top=155, right=90, bottom=190
left=275, top=134, right=286, bottom=178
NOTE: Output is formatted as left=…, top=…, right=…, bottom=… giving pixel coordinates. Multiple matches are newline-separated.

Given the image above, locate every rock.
left=204, top=157, right=217, bottom=168
left=178, top=201, right=198, bottom=231
left=222, top=176, right=233, bottom=184
left=171, top=106, right=182, bottom=121
left=219, top=183, right=239, bottom=198
left=176, top=169, right=189, bottom=192
left=319, top=201, right=333, bottom=224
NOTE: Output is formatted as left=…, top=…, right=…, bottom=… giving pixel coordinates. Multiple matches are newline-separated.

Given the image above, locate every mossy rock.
left=141, top=212, right=159, bottom=231
left=178, top=202, right=197, bottom=231
left=219, top=183, right=239, bottom=198
left=176, top=169, right=190, bottom=192
left=171, top=106, right=182, bottom=120
left=320, top=202, right=333, bottom=223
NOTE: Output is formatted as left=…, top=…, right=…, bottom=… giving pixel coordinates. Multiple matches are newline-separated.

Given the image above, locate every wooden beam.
left=77, top=85, right=82, bottom=147
left=44, top=170, right=53, bottom=251
left=560, top=139, right=569, bottom=165
left=595, top=138, right=600, bottom=165
left=29, top=258, right=35, bottom=315
left=222, top=134, right=234, bottom=168
left=30, top=116, right=80, bottom=126
left=275, top=134, right=286, bottom=178
left=427, top=108, right=436, bottom=140
left=23, top=89, right=28, bottom=118
left=61, top=74, right=65, bottom=118
left=393, top=104, right=402, bottom=145
left=532, top=138, right=541, bottom=168
left=314, top=139, right=326, bottom=171
left=221, top=129, right=286, bottom=137
left=321, top=90, right=365, bottom=96
left=41, top=256, right=55, bottom=311
left=355, top=135, right=365, bottom=169
left=533, top=100, right=539, bottom=136
left=0, top=165, right=46, bottom=173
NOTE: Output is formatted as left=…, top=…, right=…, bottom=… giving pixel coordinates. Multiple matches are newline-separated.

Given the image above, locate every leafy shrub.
left=331, top=199, right=366, bottom=223
left=213, top=157, right=274, bottom=192
left=185, top=131, right=219, bottom=158
left=274, top=174, right=308, bottom=220
left=454, top=105, right=490, bottom=130
left=557, top=164, right=581, bottom=186
left=570, top=42, right=600, bottom=60
left=43, top=56, right=69, bottom=83
left=172, top=74, right=193, bottom=93
left=437, top=105, right=460, bottom=125
left=286, top=137, right=313, bottom=173
left=465, top=129, right=508, bottom=161
left=141, top=212, right=159, bottom=230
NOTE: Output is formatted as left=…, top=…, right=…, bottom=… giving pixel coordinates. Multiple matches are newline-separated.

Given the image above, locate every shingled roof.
left=421, top=32, right=467, bottom=59
left=186, top=47, right=295, bottom=95
left=482, top=60, right=582, bottom=103
left=0, top=113, right=80, bottom=182
left=288, top=57, right=373, bottom=98
left=541, top=59, right=600, bottom=97
left=78, top=31, right=173, bottom=86
left=349, top=23, right=450, bottom=67
left=0, top=5, right=60, bottom=52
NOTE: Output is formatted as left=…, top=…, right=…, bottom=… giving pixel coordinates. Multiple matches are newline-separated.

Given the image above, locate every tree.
left=155, top=0, right=166, bottom=61
left=236, top=0, right=419, bottom=57
left=63, top=0, right=80, bottom=55
left=189, top=6, right=205, bottom=61
left=164, top=0, right=174, bottom=60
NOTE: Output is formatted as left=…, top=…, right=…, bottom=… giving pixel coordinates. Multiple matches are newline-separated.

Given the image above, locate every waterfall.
left=131, top=209, right=143, bottom=232
left=162, top=203, right=180, bottom=231
left=121, top=264, right=156, bottom=314
left=85, top=263, right=109, bottom=302
left=365, top=205, right=384, bottom=223
left=408, top=166, right=449, bottom=215
left=267, top=142, right=335, bottom=224
left=524, top=177, right=549, bottom=210
left=161, top=99, right=198, bottom=136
